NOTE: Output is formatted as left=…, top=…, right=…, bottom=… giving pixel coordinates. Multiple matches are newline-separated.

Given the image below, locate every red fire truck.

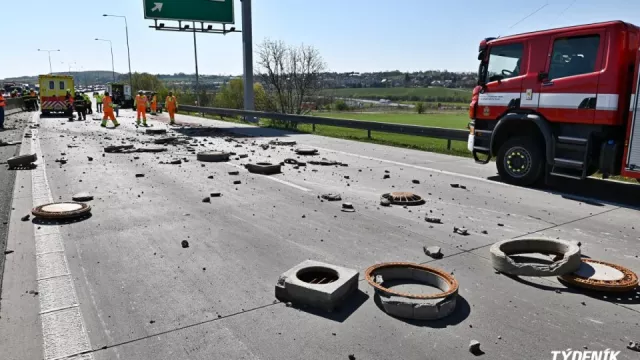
left=468, top=20, right=640, bottom=185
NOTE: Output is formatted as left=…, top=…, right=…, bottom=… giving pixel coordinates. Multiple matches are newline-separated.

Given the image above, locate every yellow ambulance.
left=38, top=75, right=74, bottom=116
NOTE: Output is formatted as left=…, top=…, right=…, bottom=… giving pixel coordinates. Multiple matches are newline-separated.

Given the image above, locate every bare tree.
left=257, top=39, right=326, bottom=116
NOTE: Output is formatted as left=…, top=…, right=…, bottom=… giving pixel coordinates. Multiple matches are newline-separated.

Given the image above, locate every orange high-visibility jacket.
left=151, top=95, right=157, bottom=105
left=103, top=96, right=114, bottom=110
left=165, top=96, right=177, bottom=110
left=135, top=94, right=148, bottom=108
left=0, top=94, right=6, bottom=107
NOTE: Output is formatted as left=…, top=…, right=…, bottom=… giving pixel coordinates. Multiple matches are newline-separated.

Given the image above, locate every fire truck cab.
left=468, top=21, right=640, bottom=185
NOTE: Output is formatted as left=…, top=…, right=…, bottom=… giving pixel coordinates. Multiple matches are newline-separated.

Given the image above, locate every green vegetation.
left=315, top=111, right=470, bottom=130
left=322, top=87, right=472, bottom=103
left=415, top=102, right=425, bottom=114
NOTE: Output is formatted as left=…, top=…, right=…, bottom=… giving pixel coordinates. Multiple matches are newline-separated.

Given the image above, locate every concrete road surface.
left=1, top=108, right=639, bottom=360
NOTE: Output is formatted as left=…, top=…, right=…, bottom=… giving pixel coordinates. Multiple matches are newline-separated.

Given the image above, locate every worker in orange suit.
left=134, top=90, right=148, bottom=126
left=101, top=91, right=120, bottom=128
left=165, top=91, right=178, bottom=125
left=150, top=92, right=158, bottom=115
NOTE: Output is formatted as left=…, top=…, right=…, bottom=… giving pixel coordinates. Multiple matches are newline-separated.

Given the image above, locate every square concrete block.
left=275, top=260, right=359, bottom=311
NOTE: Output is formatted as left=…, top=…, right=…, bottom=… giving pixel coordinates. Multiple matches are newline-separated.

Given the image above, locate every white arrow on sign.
left=152, top=2, right=163, bottom=12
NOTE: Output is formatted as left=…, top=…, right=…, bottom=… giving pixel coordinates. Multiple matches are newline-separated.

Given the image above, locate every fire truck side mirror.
left=537, top=71, right=549, bottom=81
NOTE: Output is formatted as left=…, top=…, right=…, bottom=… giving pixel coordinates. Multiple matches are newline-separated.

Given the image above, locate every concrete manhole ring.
left=245, top=162, right=282, bottom=175
left=364, top=262, right=459, bottom=320
left=490, top=237, right=582, bottom=276
left=145, top=128, right=167, bottom=135
left=196, top=151, right=230, bottom=162
left=104, top=145, right=134, bottom=153
left=71, top=192, right=94, bottom=202
left=559, top=259, right=639, bottom=292
left=295, top=147, right=318, bottom=155
left=32, top=202, right=91, bottom=219
left=7, top=153, right=38, bottom=168
left=380, top=192, right=425, bottom=206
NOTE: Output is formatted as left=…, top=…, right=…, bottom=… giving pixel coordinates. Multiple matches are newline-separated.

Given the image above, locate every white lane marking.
left=310, top=145, right=519, bottom=189
left=24, top=114, right=95, bottom=360
left=226, top=162, right=311, bottom=192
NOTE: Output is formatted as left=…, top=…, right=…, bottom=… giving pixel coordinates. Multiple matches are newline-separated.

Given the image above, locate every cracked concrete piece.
left=377, top=293, right=457, bottom=320
left=423, top=246, right=443, bottom=259
left=490, top=237, right=581, bottom=276
left=275, top=260, right=358, bottom=311
left=469, top=340, right=482, bottom=355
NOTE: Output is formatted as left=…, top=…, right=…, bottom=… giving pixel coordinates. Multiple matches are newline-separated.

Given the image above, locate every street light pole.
left=104, top=14, right=133, bottom=86
left=193, top=22, right=200, bottom=106
left=241, top=0, right=255, bottom=118
left=38, top=49, right=60, bottom=74
left=96, top=39, right=116, bottom=82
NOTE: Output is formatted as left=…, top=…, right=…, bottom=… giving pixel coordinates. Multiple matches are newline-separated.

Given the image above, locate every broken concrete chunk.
left=374, top=275, right=384, bottom=284
left=628, top=341, right=640, bottom=352
left=135, top=174, right=145, bottom=178
left=425, top=216, right=442, bottom=224
left=181, top=240, right=189, bottom=248
left=423, top=246, right=443, bottom=259
left=341, top=203, right=355, bottom=212
left=321, top=193, right=342, bottom=201
left=412, top=179, right=420, bottom=184
left=87, top=156, right=93, bottom=161
left=450, top=183, right=460, bottom=188
left=469, top=340, right=482, bottom=355
left=210, top=192, right=222, bottom=197
left=383, top=174, right=390, bottom=179
left=233, top=180, right=241, bottom=185
left=21, top=214, right=30, bottom=222
left=202, top=197, right=211, bottom=203
left=453, top=226, right=469, bottom=236
left=228, top=171, right=240, bottom=176
left=380, top=198, right=391, bottom=207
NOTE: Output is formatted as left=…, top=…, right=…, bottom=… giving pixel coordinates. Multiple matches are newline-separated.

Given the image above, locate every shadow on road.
left=31, top=213, right=93, bottom=226
left=372, top=293, right=471, bottom=328
left=486, top=175, right=640, bottom=211
left=502, top=273, right=640, bottom=305
left=290, top=289, right=369, bottom=323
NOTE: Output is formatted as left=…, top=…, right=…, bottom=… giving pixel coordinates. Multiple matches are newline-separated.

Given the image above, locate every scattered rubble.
left=228, top=171, right=240, bottom=176
left=181, top=240, right=190, bottom=248
left=453, top=226, right=469, bottom=236
left=628, top=341, right=640, bottom=352
left=233, top=180, right=242, bottom=185
left=136, top=174, right=145, bottom=178
left=450, top=183, right=459, bottom=188
left=423, top=246, right=443, bottom=259
left=210, top=192, right=222, bottom=197
left=295, top=147, right=319, bottom=155
left=197, top=151, right=231, bottom=162
left=145, top=128, right=167, bottom=135
left=202, top=197, right=211, bottom=203
left=21, top=214, right=30, bottom=221
left=104, top=145, right=134, bottom=153
left=153, top=137, right=178, bottom=144
left=412, top=179, right=420, bottom=184
left=269, top=140, right=297, bottom=146
left=383, top=174, right=390, bottom=179
left=7, top=153, right=37, bottom=169
left=87, top=156, right=93, bottom=161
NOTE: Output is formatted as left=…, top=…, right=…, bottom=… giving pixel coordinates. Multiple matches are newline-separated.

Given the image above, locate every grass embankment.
left=322, top=87, right=472, bottom=102
left=186, top=110, right=472, bottom=157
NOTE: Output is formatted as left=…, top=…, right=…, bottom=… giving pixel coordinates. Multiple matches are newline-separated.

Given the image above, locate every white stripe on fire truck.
left=478, top=93, right=619, bottom=110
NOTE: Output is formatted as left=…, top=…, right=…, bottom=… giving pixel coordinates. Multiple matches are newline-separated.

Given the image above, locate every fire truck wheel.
left=497, top=136, right=544, bottom=186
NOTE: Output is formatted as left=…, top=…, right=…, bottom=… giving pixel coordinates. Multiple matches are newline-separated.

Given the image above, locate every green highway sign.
left=143, top=0, right=234, bottom=24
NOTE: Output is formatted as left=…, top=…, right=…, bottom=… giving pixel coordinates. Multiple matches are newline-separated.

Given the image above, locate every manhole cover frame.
left=559, top=258, right=639, bottom=292
left=32, top=202, right=91, bottom=219
left=246, top=162, right=282, bottom=175
left=296, top=266, right=340, bottom=285
left=295, top=147, right=319, bottom=155
left=275, top=260, right=359, bottom=311
left=490, top=237, right=581, bottom=277
left=380, top=192, right=425, bottom=206
left=364, top=262, right=458, bottom=300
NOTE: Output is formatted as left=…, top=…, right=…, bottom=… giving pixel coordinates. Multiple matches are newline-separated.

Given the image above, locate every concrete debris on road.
left=145, top=128, right=167, bottom=135
left=628, top=341, right=640, bottom=352
left=341, top=203, right=356, bottom=212
left=87, top=156, right=93, bottom=161
left=137, top=147, right=168, bottom=153
left=321, top=193, right=342, bottom=201
left=453, top=226, right=469, bottom=235
left=423, top=246, right=443, bottom=259
left=228, top=171, right=240, bottom=176
left=309, top=159, right=347, bottom=167
left=21, top=214, right=30, bottom=221
left=450, top=183, right=460, bottom=188
left=72, top=192, right=94, bottom=202
left=260, top=144, right=269, bottom=150
left=202, top=197, right=211, bottom=203
left=469, top=340, right=482, bottom=355
left=104, top=145, right=134, bottom=153
left=383, top=174, right=390, bottom=179
left=269, top=140, right=297, bottom=146
left=245, top=162, right=282, bottom=175
left=233, top=180, right=242, bottom=185
left=7, top=153, right=37, bottom=169
left=380, top=198, right=391, bottom=206
left=55, top=158, right=68, bottom=164
left=181, top=240, right=190, bottom=248
left=153, top=137, right=178, bottom=145
left=412, top=179, right=420, bottom=184
left=210, top=192, right=222, bottom=197
left=136, top=174, right=145, bottom=178
left=295, top=147, right=319, bottom=155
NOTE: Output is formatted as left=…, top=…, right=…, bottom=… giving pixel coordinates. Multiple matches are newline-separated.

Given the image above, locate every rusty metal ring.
left=364, top=262, right=458, bottom=299
left=32, top=202, right=92, bottom=219
left=559, top=259, right=639, bottom=292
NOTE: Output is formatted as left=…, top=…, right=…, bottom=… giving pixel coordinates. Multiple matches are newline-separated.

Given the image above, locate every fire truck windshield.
left=484, top=43, right=523, bottom=83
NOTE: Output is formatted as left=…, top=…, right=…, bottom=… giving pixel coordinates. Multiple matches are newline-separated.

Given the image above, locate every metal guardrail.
left=5, top=98, right=24, bottom=111
left=180, top=105, right=469, bottom=149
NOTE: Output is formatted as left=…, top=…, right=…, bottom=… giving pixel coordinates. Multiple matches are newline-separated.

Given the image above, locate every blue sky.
left=2, top=0, right=640, bottom=78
